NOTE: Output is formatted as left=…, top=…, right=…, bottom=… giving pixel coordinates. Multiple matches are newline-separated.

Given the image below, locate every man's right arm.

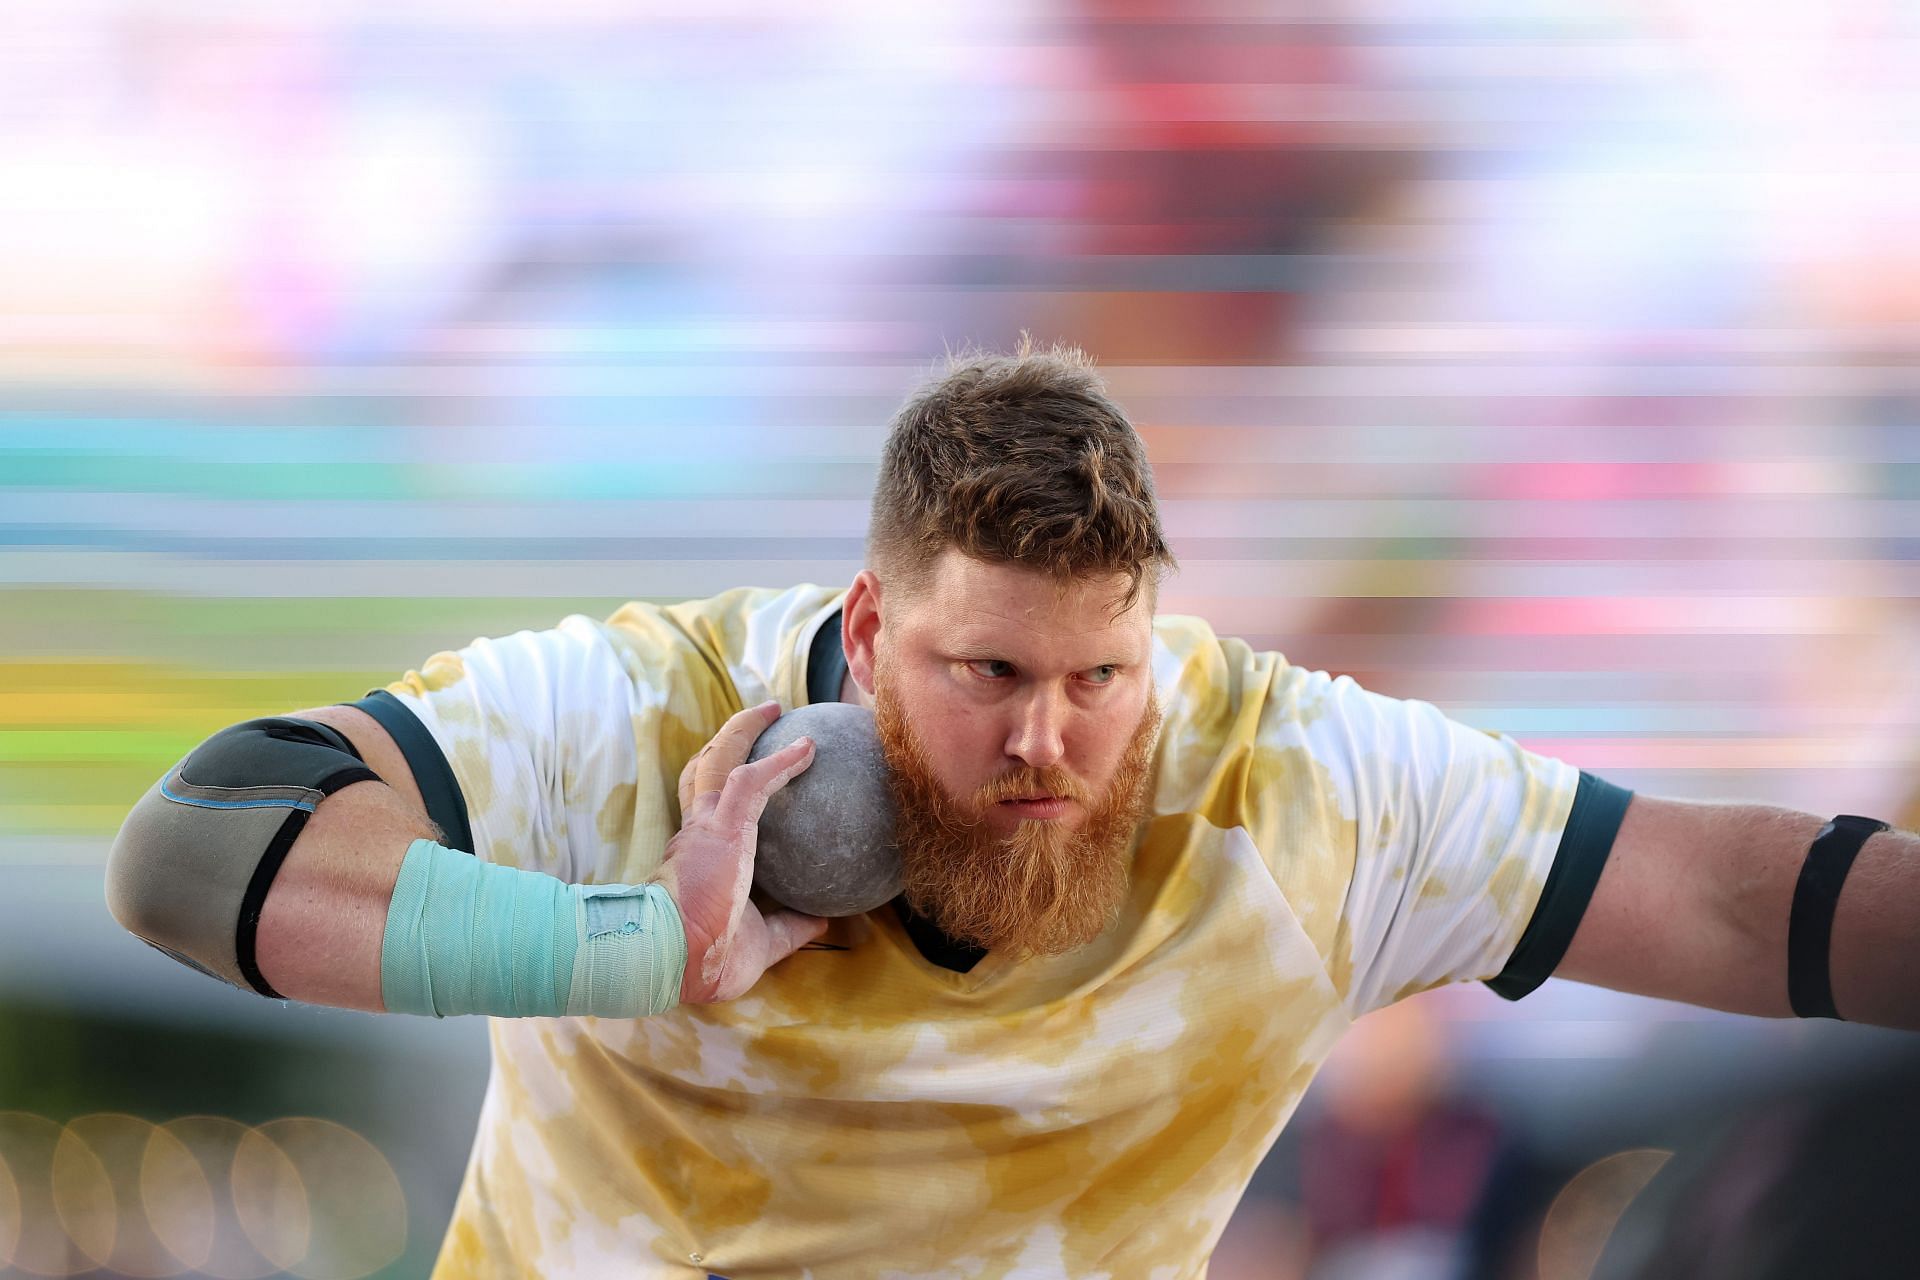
left=106, top=700, right=824, bottom=1016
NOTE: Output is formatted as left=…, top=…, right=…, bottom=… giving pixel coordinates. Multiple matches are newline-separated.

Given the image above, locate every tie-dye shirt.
left=378, top=583, right=1580, bottom=1279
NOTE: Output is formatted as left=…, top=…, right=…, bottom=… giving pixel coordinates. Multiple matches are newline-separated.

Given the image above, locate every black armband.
left=1787, top=814, right=1891, bottom=1020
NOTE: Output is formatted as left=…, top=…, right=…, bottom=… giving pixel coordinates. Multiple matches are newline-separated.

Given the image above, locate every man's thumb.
left=762, top=910, right=831, bottom=965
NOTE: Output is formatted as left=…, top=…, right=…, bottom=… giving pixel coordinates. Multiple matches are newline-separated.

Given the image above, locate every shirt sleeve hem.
left=1483, top=770, right=1634, bottom=1002
left=346, top=688, right=476, bottom=856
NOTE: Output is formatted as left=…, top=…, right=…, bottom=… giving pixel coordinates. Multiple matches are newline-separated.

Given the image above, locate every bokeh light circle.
left=60, top=1113, right=193, bottom=1277
left=153, top=1116, right=293, bottom=1280
left=46, top=1123, right=115, bottom=1271
left=0, top=1114, right=401, bottom=1280
left=0, top=1111, right=104, bottom=1276
left=231, top=1122, right=311, bottom=1272
left=0, top=1146, right=21, bottom=1266
left=1538, top=1147, right=1673, bottom=1280
left=248, top=1118, right=405, bottom=1280
left=138, top=1123, right=216, bottom=1274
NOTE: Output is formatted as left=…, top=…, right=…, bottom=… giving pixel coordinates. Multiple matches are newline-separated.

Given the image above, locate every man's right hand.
left=655, top=700, right=830, bottom=1004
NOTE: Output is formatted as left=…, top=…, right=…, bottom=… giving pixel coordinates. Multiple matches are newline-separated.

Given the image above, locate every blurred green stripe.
left=0, top=453, right=871, bottom=499
left=0, top=731, right=201, bottom=764
left=0, top=589, right=643, bottom=632
left=0, top=761, right=160, bottom=840
left=0, top=589, right=684, bottom=838
left=2, top=452, right=419, bottom=500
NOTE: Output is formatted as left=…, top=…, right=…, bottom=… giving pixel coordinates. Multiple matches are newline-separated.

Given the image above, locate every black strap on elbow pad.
left=1787, top=814, right=1891, bottom=1020
left=162, top=717, right=380, bottom=998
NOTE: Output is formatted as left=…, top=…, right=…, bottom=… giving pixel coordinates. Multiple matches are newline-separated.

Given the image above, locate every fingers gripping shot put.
left=103, top=342, right=1920, bottom=1279
left=659, top=700, right=831, bottom=1006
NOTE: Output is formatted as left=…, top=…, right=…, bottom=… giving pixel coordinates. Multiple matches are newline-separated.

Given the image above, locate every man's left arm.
left=1553, top=796, right=1919, bottom=1029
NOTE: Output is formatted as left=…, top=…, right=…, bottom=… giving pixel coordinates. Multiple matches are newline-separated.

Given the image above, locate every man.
left=106, top=344, right=1917, bottom=1277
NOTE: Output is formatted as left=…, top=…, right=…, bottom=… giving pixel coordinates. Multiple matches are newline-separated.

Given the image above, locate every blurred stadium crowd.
left=3, top=1, right=1918, bottom=1276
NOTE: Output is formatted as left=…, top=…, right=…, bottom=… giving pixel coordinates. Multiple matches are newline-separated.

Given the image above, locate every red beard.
left=873, top=667, right=1160, bottom=958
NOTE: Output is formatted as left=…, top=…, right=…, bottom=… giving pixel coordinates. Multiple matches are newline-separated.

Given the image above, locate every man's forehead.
left=910, top=593, right=1151, bottom=664
left=940, top=598, right=1140, bottom=639
left=927, top=549, right=1142, bottom=613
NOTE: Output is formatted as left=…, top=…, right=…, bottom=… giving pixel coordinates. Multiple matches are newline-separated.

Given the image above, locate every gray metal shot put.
left=746, top=702, right=903, bottom=917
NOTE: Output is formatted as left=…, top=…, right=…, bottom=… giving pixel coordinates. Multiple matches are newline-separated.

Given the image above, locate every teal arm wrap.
left=379, top=838, right=687, bottom=1019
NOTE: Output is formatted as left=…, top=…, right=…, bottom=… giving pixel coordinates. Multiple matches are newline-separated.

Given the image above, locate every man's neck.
left=840, top=669, right=874, bottom=710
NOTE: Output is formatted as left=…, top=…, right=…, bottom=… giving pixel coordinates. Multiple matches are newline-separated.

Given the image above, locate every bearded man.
left=106, top=344, right=1920, bottom=1278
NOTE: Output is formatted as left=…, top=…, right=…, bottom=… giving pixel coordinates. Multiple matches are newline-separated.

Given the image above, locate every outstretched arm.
left=1552, top=795, right=1919, bottom=1029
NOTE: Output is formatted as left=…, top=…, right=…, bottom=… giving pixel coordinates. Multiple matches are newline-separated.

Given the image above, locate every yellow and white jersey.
left=368, top=583, right=1601, bottom=1280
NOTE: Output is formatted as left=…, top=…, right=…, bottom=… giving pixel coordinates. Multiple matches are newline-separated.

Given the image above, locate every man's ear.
left=842, top=569, right=883, bottom=696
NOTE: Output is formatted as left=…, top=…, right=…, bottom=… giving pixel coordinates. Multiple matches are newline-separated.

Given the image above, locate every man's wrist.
left=380, top=839, right=686, bottom=1019
left=566, top=882, right=686, bottom=1018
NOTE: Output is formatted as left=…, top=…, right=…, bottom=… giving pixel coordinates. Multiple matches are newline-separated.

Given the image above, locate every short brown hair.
left=868, top=339, right=1175, bottom=613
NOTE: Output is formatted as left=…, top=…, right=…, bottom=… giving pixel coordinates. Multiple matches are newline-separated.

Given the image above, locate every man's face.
left=861, top=549, right=1161, bottom=957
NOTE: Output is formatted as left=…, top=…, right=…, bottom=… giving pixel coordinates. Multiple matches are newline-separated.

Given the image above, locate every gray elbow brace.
left=105, top=718, right=380, bottom=996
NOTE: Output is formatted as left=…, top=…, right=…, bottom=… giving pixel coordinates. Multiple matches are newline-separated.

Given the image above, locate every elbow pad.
left=105, top=718, right=379, bottom=996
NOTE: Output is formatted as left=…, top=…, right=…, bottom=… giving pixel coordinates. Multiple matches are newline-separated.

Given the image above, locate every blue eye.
left=969, top=660, right=1014, bottom=679
left=1084, top=665, right=1119, bottom=686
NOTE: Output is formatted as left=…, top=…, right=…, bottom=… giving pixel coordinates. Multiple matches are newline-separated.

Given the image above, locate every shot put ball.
left=745, top=701, right=903, bottom=917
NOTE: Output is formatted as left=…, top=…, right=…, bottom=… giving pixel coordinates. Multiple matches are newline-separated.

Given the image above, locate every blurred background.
left=3, top=0, right=1919, bottom=1276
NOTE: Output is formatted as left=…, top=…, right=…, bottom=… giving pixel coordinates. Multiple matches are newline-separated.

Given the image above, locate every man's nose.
left=1004, top=687, right=1069, bottom=771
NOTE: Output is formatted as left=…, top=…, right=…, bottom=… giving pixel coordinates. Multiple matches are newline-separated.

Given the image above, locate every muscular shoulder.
left=603, top=583, right=844, bottom=711
left=1148, top=614, right=1340, bottom=830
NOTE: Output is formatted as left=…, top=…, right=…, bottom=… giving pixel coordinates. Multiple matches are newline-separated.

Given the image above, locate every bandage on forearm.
left=379, top=839, right=686, bottom=1019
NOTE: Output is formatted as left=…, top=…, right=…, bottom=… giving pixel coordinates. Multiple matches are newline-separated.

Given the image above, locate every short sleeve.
left=376, top=616, right=648, bottom=884
left=1283, top=671, right=1580, bottom=1018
